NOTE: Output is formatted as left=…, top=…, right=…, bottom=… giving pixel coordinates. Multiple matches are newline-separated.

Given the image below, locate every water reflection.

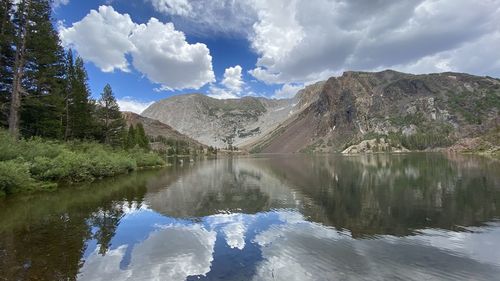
left=0, top=153, right=499, bottom=280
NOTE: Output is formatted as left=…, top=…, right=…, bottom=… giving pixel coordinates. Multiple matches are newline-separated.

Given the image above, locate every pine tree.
left=22, top=0, right=66, bottom=139
left=135, top=123, right=150, bottom=150
left=0, top=0, right=15, bottom=128
left=68, top=56, right=92, bottom=139
left=63, top=49, right=75, bottom=139
left=8, top=0, right=31, bottom=138
left=97, top=84, right=125, bottom=146
left=126, top=124, right=136, bottom=149
left=7, top=0, right=66, bottom=139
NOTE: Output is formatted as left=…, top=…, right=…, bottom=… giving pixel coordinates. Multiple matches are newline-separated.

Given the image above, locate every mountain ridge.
left=141, top=70, right=500, bottom=153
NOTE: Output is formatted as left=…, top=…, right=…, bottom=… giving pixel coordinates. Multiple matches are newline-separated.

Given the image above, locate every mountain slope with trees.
left=250, top=70, right=500, bottom=153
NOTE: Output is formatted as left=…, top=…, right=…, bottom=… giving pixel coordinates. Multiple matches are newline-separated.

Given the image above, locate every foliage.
left=389, top=112, right=426, bottom=126
left=128, top=147, right=165, bottom=167
left=64, top=52, right=93, bottom=139
left=135, top=123, right=149, bottom=150
left=387, top=131, right=455, bottom=150
left=0, top=130, right=165, bottom=195
left=0, top=159, right=36, bottom=195
left=18, top=0, right=67, bottom=139
left=151, top=135, right=206, bottom=156
left=125, top=123, right=150, bottom=150
left=0, top=0, right=15, bottom=127
left=447, top=90, right=500, bottom=125
left=97, top=84, right=126, bottom=146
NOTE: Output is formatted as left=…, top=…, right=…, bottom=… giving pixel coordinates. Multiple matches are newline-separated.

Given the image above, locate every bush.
left=87, top=148, right=136, bottom=178
left=0, top=130, right=165, bottom=193
left=0, top=160, right=35, bottom=195
left=30, top=151, right=93, bottom=182
left=129, top=148, right=165, bottom=167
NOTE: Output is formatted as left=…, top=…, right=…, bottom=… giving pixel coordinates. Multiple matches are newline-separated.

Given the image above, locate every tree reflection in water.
left=0, top=153, right=499, bottom=281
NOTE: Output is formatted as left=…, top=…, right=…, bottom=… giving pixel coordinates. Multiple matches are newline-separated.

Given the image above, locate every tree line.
left=0, top=0, right=137, bottom=148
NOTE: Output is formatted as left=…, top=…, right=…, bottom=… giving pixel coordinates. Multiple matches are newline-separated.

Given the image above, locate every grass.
left=0, top=130, right=165, bottom=196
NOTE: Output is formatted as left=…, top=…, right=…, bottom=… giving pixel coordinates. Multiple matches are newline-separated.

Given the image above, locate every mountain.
left=141, top=70, right=500, bottom=153
left=121, top=111, right=205, bottom=148
left=142, top=94, right=298, bottom=148
left=252, top=70, right=500, bottom=153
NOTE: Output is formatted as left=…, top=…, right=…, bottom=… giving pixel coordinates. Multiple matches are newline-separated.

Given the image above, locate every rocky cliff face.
left=140, top=70, right=499, bottom=153
left=142, top=94, right=303, bottom=148
left=252, top=70, right=500, bottom=153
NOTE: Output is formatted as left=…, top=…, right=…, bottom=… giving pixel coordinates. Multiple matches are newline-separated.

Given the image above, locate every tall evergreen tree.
left=126, top=124, right=136, bottom=149
left=0, top=0, right=15, bottom=128
left=135, top=123, right=150, bottom=150
left=63, top=49, right=75, bottom=139
left=20, top=0, right=66, bottom=139
left=97, top=84, right=125, bottom=146
left=68, top=56, right=92, bottom=139
left=8, top=0, right=31, bottom=138
left=7, top=0, right=66, bottom=139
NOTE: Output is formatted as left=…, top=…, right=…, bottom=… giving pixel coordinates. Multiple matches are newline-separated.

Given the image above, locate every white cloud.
left=53, top=0, right=69, bottom=8
left=152, top=0, right=500, bottom=84
left=129, top=18, right=215, bottom=90
left=59, top=6, right=135, bottom=72
left=247, top=0, right=500, bottom=84
left=207, top=86, right=238, bottom=99
left=60, top=6, right=215, bottom=90
left=117, top=97, right=154, bottom=114
left=148, top=0, right=257, bottom=36
left=393, top=31, right=500, bottom=76
left=221, top=65, right=244, bottom=93
left=208, top=65, right=245, bottom=99
left=273, top=83, right=303, bottom=99
left=148, top=0, right=193, bottom=16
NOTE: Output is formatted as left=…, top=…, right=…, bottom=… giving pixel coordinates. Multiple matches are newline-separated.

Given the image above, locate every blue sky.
left=54, top=0, right=281, bottom=112
left=54, top=0, right=500, bottom=113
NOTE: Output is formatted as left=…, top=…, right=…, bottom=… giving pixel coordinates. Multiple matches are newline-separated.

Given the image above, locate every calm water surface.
left=1, top=153, right=500, bottom=281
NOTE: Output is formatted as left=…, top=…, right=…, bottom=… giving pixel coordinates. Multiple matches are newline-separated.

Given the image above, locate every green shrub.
left=0, top=160, right=36, bottom=195
left=87, top=148, right=136, bottom=177
left=129, top=148, right=165, bottom=167
left=30, top=151, right=93, bottom=182
left=0, top=130, right=165, bottom=193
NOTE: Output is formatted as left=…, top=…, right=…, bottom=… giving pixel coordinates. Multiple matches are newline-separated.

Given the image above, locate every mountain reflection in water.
left=1, top=153, right=499, bottom=281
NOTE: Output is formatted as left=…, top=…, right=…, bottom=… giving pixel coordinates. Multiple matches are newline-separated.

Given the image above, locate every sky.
left=53, top=0, right=500, bottom=113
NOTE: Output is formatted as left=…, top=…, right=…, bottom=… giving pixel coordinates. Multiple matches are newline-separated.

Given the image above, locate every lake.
left=1, top=153, right=500, bottom=281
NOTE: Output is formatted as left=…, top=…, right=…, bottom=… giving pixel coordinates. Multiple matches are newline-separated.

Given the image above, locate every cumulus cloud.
left=208, top=65, right=245, bottom=99
left=148, top=0, right=257, bottom=36
left=273, top=83, right=303, bottom=99
left=59, top=6, right=135, bottom=72
left=147, top=0, right=500, bottom=85
left=59, top=6, right=215, bottom=90
left=148, top=0, right=193, bottom=16
left=221, top=65, right=244, bottom=93
left=129, top=18, right=215, bottom=90
left=247, top=0, right=500, bottom=84
left=117, top=97, right=154, bottom=114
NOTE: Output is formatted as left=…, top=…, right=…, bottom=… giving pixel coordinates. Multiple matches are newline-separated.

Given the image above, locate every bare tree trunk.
left=8, top=0, right=30, bottom=139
